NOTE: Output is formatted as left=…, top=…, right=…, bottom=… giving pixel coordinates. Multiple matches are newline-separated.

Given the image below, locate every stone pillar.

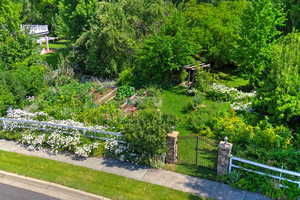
left=166, top=131, right=179, bottom=164
left=217, top=138, right=233, bottom=176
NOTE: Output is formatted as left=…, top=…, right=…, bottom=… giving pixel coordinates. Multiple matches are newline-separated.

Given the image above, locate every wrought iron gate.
left=177, top=135, right=218, bottom=174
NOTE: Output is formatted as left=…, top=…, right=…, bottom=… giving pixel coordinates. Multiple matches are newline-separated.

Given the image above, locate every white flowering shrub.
left=20, top=132, right=46, bottom=151
left=18, top=130, right=100, bottom=158
left=1, top=109, right=118, bottom=159
left=230, top=102, right=253, bottom=112
left=209, top=83, right=256, bottom=102
left=74, top=143, right=99, bottom=159
left=2, top=109, right=111, bottom=141
left=104, top=139, right=138, bottom=163
left=205, top=83, right=256, bottom=112
left=7, top=108, right=48, bottom=120
left=46, top=132, right=81, bottom=153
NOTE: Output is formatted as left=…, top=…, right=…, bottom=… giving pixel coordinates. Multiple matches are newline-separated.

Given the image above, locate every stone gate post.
left=166, top=131, right=179, bottom=164
left=217, top=137, right=233, bottom=175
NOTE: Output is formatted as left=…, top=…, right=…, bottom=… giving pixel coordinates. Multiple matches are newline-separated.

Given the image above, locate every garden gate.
left=177, top=135, right=218, bottom=175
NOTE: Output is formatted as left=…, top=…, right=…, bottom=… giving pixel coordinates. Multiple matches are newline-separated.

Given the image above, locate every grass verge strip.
left=0, top=150, right=208, bottom=200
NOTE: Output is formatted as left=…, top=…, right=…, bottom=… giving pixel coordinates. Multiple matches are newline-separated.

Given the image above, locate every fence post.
left=2, top=120, right=7, bottom=130
left=217, top=137, right=233, bottom=176
left=166, top=131, right=179, bottom=164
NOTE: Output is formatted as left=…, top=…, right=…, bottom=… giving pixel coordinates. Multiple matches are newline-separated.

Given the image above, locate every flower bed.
left=208, top=83, right=256, bottom=112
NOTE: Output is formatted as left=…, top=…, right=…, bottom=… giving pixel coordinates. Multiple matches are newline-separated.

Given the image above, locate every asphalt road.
left=0, top=183, right=60, bottom=200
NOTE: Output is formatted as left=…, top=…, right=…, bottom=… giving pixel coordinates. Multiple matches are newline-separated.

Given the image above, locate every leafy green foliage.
left=20, top=0, right=58, bottom=33
left=70, top=0, right=171, bottom=78
left=225, top=171, right=300, bottom=200
left=236, top=0, right=285, bottom=86
left=255, top=32, right=300, bottom=125
left=0, top=84, right=15, bottom=115
left=132, top=10, right=200, bottom=86
left=0, top=0, right=38, bottom=66
left=116, top=85, right=135, bottom=100
left=184, top=0, right=247, bottom=66
left=55, top=0, right=97, bottom=40
left=34, top=81, right=95, bottom=120
left=194, top=68, right=217, bottom=93
left=122, top=110, right=177, bottom=165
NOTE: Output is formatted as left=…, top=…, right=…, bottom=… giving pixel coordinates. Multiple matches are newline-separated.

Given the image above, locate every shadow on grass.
left=175, top=163, right=217, bottom=181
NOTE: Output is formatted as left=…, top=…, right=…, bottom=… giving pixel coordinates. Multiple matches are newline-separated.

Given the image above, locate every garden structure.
left=21, top=25, right=57, bottom=53
left=183, top=63, right=211, bottom=88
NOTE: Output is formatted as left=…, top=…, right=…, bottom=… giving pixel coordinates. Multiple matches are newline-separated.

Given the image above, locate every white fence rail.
left=229, top=156, right=300, bottom=187
left=0, top=118, right=122, bottom=141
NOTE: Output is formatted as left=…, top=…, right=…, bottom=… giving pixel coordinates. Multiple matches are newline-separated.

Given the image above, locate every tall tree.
left=55, top=0, right=97, bottom=40
left=236, top=0, right=286, bottom=86
left=68, top=0, right=171, bottom=78
left=255, top=32, right=300, bottom=126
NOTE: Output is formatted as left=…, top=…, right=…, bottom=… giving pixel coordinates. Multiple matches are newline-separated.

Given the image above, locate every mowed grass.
left=43, top=40, right=71, bottom=69
left=160, top=72, right=247, bottom=180
left=0, top=150, right=208, bottom=200
left=160, top=86, right=220, bottom=180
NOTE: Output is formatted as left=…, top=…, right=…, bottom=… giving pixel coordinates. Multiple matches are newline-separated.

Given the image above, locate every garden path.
left=0, top=140, right=270, bottom=200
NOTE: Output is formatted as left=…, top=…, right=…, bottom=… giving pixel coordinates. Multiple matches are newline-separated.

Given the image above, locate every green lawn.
left=43, top=40, right=71, bottom=69
left=0, top=150, right=207, bottom=200
left=161, top=86, right=219, bottom=180
left=160, top=72, right=248, bottom=180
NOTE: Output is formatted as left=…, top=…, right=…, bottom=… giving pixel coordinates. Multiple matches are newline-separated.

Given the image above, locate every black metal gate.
left=177, top=135, right=218, bottom=176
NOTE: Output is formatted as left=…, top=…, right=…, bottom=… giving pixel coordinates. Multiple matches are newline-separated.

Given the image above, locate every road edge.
left=0, top=170, right=110, bottom=200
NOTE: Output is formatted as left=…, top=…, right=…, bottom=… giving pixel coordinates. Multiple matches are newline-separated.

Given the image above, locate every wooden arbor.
left=183, top=62, right=211, bottom=88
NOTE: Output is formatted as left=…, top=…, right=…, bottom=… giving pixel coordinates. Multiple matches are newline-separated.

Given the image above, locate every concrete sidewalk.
left=0, top=140, right=270, bottom=200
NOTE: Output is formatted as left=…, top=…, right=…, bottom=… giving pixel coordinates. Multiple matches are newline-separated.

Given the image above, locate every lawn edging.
left=0, top=150, right=203, bottom=200
left=0, top=169, right=109, bottom=200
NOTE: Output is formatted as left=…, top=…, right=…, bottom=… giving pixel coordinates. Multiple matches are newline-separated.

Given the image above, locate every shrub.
left=78, top=102, right=124, bottom=130
left=132, top=10, right=200, bottom=86
left=35, top=81, right=94, bottom=120
left=122, top=110, right=177, bottom=166
left=116, top=85, right=135, bottom=100
left=213, top=115, right=293, bottom=150
left=254, top=33, right=300, bottom=126
left=194, top=68, right=216, bottom=93
left=226, top=171, right=300, bottom=200
left=188, top=101, right=230, bottom=133
left=0, top=84, right=15, bottom=115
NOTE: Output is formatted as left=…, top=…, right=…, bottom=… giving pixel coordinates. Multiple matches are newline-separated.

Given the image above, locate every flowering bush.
left=20, top=132, right=46, bottom=151
left=6, top=108, right=48, bottom=120
left=104, top=138, right=141, bottom=164
left=3, top=109, right=104, bottom=158
left=75, top=143, right=99, bottom=159
left=46, top=132, right=81, bottom=153
left=203, top=83, right=257, bottom=112
left=230, top=102, right=253, bottom=112
left=19, top=130, right=99, bottom=158
left=4, top=109, right=109, bottom=136
left=208, top=83, right=256, bottom=102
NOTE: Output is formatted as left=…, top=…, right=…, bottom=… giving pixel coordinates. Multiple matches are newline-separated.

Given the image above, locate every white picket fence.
left=0, top=118, right=122, bottom=141
left=229, top=156, right=300, bottom=187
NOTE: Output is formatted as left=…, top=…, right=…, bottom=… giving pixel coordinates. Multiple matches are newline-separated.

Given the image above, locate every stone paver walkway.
left=0, top=140, right=270, bottom=200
